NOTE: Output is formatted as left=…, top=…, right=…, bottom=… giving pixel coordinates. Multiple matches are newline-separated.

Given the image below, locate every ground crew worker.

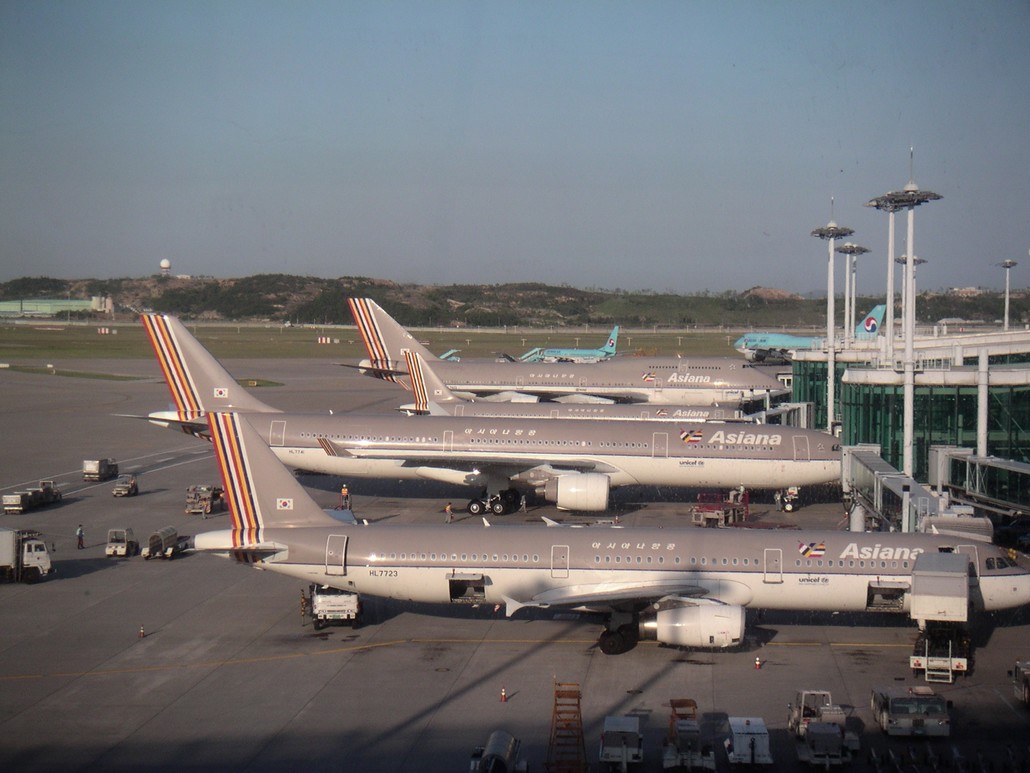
left=444, top=502, right=453, bottom=523
left=76, top=524, right=84, bottom=549
left=340, top=484, right=350, bottom=509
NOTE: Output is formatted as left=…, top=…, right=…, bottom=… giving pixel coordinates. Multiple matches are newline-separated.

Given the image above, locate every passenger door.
left=325, top=534, right=348, bottom=576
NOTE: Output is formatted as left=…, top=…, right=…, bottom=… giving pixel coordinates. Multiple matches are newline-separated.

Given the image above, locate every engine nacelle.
left=639, top=603, right=745, bottom=649
left=543, top=473, right=610, bottom=511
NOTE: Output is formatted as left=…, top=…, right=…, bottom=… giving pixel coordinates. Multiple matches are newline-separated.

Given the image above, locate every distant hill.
left=0, top=274, right=1019, bottom=329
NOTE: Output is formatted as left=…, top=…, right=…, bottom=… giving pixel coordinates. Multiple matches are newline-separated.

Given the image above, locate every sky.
left=1, top=1, right=1028, bottom=295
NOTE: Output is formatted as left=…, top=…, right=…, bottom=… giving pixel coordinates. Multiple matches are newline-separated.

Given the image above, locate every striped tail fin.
left=347, top=298, right=436, bottom=384
left=403, top=349, right=462, bottom=412
left=207, top=411, right=337, bottom=534
left=141, top=314, right=278, bottom=417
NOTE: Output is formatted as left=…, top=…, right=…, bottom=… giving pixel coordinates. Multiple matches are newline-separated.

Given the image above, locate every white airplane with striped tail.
left=196, top=410, right=1030, bottom=655
left=347, top=298, right=787, bottom=406
left=140, top=314, right=840, bottom=515
left=400, top=349, right=746, bottom=422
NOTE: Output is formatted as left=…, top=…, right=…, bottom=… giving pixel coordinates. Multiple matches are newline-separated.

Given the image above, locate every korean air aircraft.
left=194, top=410, right=1030, bottom=655
left=734, top=305, right=886, bottom=363
left=519, top=325, right=619, bottom=363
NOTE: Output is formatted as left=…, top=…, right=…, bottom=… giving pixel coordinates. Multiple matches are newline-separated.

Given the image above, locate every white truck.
left=141, top=526, right=190, bottom=560
left=83, top=458, right=119, bottom=482
left=599, top=715, right=644, bottom=772
left=723, top=717, right=773, bottom=767
left=870, top=686, right=951, bottom=737
left=3, top=480, right=62, bottom=514
left=105, top=528, right=139, bottom=557
left=0, top=527, right=53, bottom=583
left=908, top=552, right=972, bottom=683
left=1010, top=660, right=1030, bottom=708
left=309, top=583, right=362, bottom=629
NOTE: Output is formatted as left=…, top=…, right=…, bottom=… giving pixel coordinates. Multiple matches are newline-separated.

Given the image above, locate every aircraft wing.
left=504, top=580, right=713, bottom=615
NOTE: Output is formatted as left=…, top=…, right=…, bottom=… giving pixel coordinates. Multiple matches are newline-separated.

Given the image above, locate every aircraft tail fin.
left=600, top=325, right=619, bottom=355
left=141, top=314, right=278, bottom=418
left=208, top=411, right=338, bottom=531
left=347, top=298, right=433, bottom=383
left=404, top=350, right=463, bottom=411
left=856, top=304, right=886, bottom=337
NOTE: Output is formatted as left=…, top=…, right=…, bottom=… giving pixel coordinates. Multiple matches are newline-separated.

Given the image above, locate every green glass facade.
left=838, top=382, right=1030, bottom=480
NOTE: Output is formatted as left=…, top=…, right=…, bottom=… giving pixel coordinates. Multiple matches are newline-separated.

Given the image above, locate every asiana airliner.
left=195, top=410, right=1030, bottom=655
left=348, top=298, right=786, bottom=406
left=140, top=314, right=839, bottom=515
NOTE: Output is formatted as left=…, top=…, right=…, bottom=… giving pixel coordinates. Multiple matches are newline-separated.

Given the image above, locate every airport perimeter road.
left=1, top=363, right=1029, bottom=771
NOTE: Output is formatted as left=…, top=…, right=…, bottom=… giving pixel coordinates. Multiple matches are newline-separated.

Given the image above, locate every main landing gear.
left=597, top=613, right=639, bottom=655
left=466, top=489, right=521, bottom=516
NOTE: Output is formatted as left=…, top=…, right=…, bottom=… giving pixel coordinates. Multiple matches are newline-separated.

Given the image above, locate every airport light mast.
left=811, top=209, right=854, bottom=433
left=836, top=242, right=870, bottom=346
left=999, top=259, right=1018, bottom=331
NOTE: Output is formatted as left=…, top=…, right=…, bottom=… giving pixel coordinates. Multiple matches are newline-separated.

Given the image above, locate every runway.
left=1, top=359, right=1028, bottom=771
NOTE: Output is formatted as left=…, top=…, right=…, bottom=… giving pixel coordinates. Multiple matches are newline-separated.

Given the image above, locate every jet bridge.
left=843, top=445, right=992, bottom=540
left=929, top=445, right=1030, bottom=518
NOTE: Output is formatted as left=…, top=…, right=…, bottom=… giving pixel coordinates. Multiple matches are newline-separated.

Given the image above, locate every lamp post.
left=865, top=159, right=941, bottom=478
left=811, top=213, right=854, bottom=433
left=998, top=259, right=1018, bottom=331
left=836, top=242, right=870, bottom=346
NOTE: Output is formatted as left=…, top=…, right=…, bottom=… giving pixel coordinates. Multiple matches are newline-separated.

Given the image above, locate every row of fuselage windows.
left=367, top=552, right=1015, bottom=573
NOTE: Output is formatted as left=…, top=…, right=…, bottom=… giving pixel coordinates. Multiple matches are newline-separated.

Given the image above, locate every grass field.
left=0, top=321, right=740, bottom=361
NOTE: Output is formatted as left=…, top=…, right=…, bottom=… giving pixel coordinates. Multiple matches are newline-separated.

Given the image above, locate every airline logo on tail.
left=860, top=304, right=886, bottom=335
left=404, top=350, right=430, bottom=412
left=208, top=412, right=264, bottom=546
left=347, top=297, right=402, bottom=383
left=142, top=314, right=204, bottom=416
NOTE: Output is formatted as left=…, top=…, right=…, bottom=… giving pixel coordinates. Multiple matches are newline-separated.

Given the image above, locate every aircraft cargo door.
left=325, top=534, right=348, bottom=576
left=792, top=435, right=810, bottom=461
left=551, top=545, right=570, bottom=579
left=763, top=548, right=783, bottom=584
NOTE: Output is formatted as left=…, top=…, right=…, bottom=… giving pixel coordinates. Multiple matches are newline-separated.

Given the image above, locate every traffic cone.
left=500, top=686, right=508, bottom=703
left=139, top=624, right=145, bottom=639
left=754, top=656, right=761, bottom=670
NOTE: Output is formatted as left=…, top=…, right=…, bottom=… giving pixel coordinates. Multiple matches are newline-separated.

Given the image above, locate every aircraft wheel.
left=467, top=500, right=485, bottom=516
left=491, top=500, right=506, bottom=515
left=598, top=627, right=636, bottom=655
left=784, top=502, right=794, bottom=512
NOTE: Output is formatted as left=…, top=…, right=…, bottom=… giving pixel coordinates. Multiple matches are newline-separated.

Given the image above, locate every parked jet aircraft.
left=734, top=305, right=886, bottom=363
left=519, top=325, right=619, bottom=363
left=401, top=350, right=746, bottom=422
left=140, top=314, right=838, bottom=514
left=197, top=410, right=1030, bottom=654
left=348, top=298, right=786, bottom=406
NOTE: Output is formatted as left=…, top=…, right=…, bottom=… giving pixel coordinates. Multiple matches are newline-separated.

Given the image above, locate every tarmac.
left=1, top=357, right=1029, bottom=772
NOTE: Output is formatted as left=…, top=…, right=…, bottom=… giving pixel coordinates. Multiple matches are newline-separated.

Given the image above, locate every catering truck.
left=0, top=527, right=53, bottom=583
left=308, top=583, right=362, bottom=629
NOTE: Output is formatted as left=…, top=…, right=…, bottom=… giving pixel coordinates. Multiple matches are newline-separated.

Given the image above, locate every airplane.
left=734, top=305, right=887, bottom=363
left=518, top=325, right=619, bottom=363
left=400, top=349, right=747, bottom=423
left=140, top=313, right=839, bottom=515
left=348, top=298, right=787, bottom=406
left=195, top=409, right=1030, bottom=655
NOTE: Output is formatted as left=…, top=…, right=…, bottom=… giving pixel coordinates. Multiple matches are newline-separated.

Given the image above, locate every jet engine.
left=543, top=473, right=610, bottom=511
left=638, top=602, right=745, bottom=648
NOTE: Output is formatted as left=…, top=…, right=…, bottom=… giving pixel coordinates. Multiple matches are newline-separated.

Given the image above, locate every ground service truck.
left=0, top=527, right=53, bottom=583
left=870, top=686, right=951, bottom=737
left=3, top=481, right=62, bottom=514
left=308, top=584, right=362, bottom=629
left=141, top=527, right=190, bottom=560
left=83, top=458, right=119, bottom=481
